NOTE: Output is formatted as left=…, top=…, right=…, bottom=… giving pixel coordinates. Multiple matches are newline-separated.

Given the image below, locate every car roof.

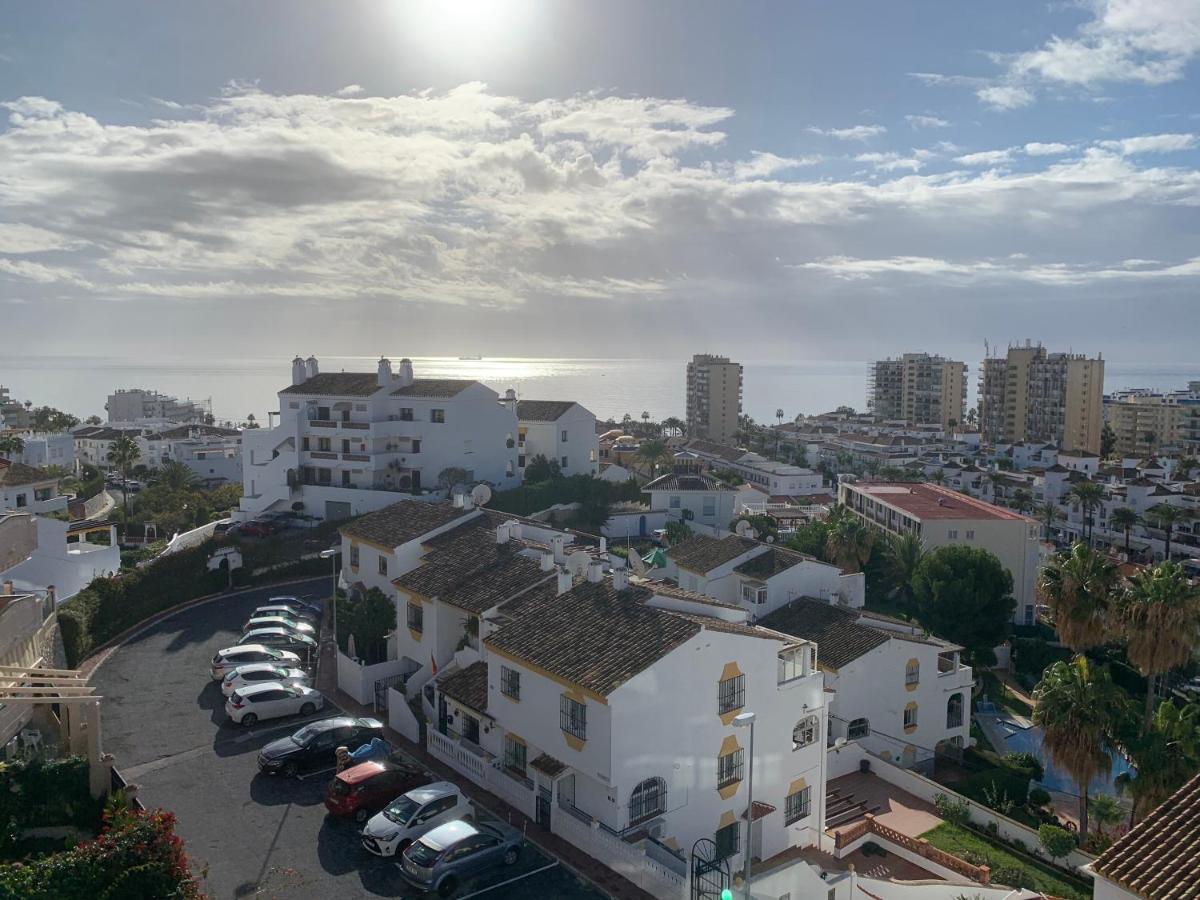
left=405, top=782, right=460, bottom=804
left=420, top=819, right=480, bottom=850
left=244, top=627, right=311, bottom=641
left=336, top=761, right=388, bottom=784
left=220, top=643, right=271, bottom=656
left=236, top=681, right=292, bottom=696
left=229, top=662, right=285, bottom=675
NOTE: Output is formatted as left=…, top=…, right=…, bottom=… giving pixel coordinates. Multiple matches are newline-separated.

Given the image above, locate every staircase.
left=824, top=786, right=880, bottom=829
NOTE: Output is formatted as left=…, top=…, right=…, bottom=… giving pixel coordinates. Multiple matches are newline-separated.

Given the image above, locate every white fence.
left=388, top=687, right=420, bottom=743
left=427, top=729, right=534, bottom=817
left=551, top=804, right=687, bottom=900
left=336, top=651, right=412, bottom=706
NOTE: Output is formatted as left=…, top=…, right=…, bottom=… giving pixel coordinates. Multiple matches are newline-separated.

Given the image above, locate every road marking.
left=227, top=710, right=334, bottom=744
left=123, top=745, right=210, bottom=779
left=456, top=860, right=559, bottom=899
left=297, top=766, right=336, bottom=781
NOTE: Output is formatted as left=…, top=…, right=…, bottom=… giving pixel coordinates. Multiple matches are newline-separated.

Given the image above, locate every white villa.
left=514, top=398, right=599, bottom=477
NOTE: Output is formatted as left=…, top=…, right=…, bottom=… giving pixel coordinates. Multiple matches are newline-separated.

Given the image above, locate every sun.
left=393, top=0, right=537, bottom=60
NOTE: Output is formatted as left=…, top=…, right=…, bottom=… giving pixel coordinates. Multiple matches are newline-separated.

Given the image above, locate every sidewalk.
left=315, top=637, right=654, bottom=899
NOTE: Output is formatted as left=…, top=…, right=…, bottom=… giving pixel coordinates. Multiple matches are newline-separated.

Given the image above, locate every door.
left=437, top=695, right=449, bottom=736
left=536, top=786, right=552, bottom=830
left=325, top=500, right=352, bottom=521
left=558, top=774, right=575, bottom=809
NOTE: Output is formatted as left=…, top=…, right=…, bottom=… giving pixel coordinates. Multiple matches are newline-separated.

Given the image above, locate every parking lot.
left=91, top=578, right=606, bottom=899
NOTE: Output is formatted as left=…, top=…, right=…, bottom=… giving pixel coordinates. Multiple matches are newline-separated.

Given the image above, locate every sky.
left=1, top=0, right=1199, bottom=367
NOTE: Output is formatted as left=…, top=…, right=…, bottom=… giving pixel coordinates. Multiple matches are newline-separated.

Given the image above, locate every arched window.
left=628, top=777, right=666, bottom=824
left=847, top=717, right=870, bottom=740
left=947, top=693, right=964, bottom=729
left=905, top=659, right=919, bottom=686
left=792, top=715, right=820, bottom=750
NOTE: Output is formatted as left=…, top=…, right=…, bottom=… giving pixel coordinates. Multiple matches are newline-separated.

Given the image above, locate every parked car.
left=225, top=681, right=324, bottom=726
left=210, top=645, right=302, bottom=680
left=252, top=604, right=320, bottom=625
left=242, top=614, right=316, bottom=637
left=257, top=716, right=385, bottom=777
left=238, top=628, right=317, bottom=660
left=361, top=782, right=470, bottom=857
left=221, top=663, right=311, bottom=697
left=265, top=595, right=324, bottom=619
left=399, top=820, right=522, bottom=897
left=238, top=519, right=280, bottom=538
left=324, top=761, right=429, bottom=824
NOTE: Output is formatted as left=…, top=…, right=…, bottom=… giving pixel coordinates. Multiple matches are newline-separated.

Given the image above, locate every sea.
left=1, top=355, right=1196, bottom=428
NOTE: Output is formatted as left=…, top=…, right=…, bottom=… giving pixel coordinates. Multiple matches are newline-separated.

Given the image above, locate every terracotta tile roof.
left=484, top=580, right=699, bottom=697
left=516, top=400, right=578, bottom=422
left=667, top=534, right=760, bottom=574
left=339, top=500, right=471, bottom=548
left=437, top=662, right=489, bottom=714
left=643, top=473, right=736, bottom=492
left=1091, top=771, right=1200, bottom=899
left=530, top=753, right=567, bottom=778
left=435, top=555, right=552, bottom=614
left=280, top=372, right=381, bottom=396
left=0, top=459, right=57, bottom=488
left=733, top=547, right=812, bottom=580
left=391, top=379, right=476, bottom=398
left=758, top=598, right=889, bottom=670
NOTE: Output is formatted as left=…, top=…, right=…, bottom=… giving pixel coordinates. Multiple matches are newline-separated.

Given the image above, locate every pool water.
left=996, top=719, right=1135, bottom=796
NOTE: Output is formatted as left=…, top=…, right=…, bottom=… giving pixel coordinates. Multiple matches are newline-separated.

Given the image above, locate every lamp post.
left=319, top=548, right=338, bottom=652
left=732, top=711, right=756, bottom=899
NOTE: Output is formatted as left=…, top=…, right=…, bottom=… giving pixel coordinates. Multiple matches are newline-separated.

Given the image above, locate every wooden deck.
left=825, top=771, right=943, bottom=839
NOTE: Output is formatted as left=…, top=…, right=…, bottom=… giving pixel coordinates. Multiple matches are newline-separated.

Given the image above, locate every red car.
left=325, top=761, right=430, bottom=823
left=238, top=519, right=280, bottom=538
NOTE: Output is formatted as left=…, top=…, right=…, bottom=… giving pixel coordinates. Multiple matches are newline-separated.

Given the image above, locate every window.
left=740, top=583, right=767, bottom=605
left=431, top=409, right=445, bottom=423
left=350, top=545, right=359, bottom=567
left=718, top=674, right=744, bottom=715
left=399, top=407, right=414, bottom=421
left=15, top=494, right=26, bottom=507
left=411, top=439, right=421, bottom=454
left=947, top=529, right=958, bottom=539
left=784, top=786, right=811, bottom=824
left=318, top=437, right=331, bottom=452
left=702, top=495, right=716, bottom=518
left=714, top=821, right=740, bottom=860
left=462, top=713, right=480, bottom=745
left=500, top=666, right=520, bottom=700
left=341, top=471, right=351, bottom=487
left=669, top=495, right=681, bottom=509
left=378, top=556, right=388, bottom=576
left=560, top=695, right=587, bottom=740
left=301, top=437, right=310, bottom=450
left=407, top=602, right=423, bottom=634
left=947, top=693, right=964, bottom=729
left=317, top=468, right=332, bottom=485
left=792, top=715, right=819, bottom=750
left=341, top=439, right=350, bottom=453
left=905, top=660, right=919, bottom=686
left=904, top=705, right=918, bottom=729
left=504, top=735, right=526, bottom=775
left=847, top=718, right=870, bottom=740
left=628, top=777, right=666, bottom=824
left=717, top=747, right=744, bottom=788
left=965, top=529, right=975, bottom=540
left=560, top=456, right=568, bottom=469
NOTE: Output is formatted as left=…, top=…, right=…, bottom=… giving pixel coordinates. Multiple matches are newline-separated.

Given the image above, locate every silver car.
left=221, top=662, right=311, bottom=697
left=210, top=644, right=301, bottom=680
left=399, top=819, right=522, bottom=897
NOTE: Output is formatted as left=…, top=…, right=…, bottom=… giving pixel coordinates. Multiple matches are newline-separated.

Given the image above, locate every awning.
left=530, top=753, right=567, bottom=778
left=741, top=801, right=776, bottom=822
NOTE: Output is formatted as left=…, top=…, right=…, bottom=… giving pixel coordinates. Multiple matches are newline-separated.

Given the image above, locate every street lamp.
left=319, top=548, right=339, bottom=651
left=732, top=711, right=756, bottom=899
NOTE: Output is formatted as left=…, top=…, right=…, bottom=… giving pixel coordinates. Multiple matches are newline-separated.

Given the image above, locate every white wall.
left=649, top=489, right=738, bottom=532
left=520, top=405, right=599, bottom=476
left=2, top=518, right=119, bottom=600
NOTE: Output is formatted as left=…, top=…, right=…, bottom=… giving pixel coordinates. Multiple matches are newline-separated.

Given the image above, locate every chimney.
left=505, top=521, right=522, bottom=541
left=551, top=534, right=565, bottom=565
left=291, top=356, right=306, bottom=386
left=503, top=388, right=517, bottom=414
left=540, top=551, right=554, bottom=572
left=452, top=493, right=464, bottom=509
left=396, top=358, right=414, bottom=388
left=556, top=566, right=573, bottom=595
left=586, top=559, right=604, bottom=583
left=612, top=566, right=629, bottom=591
left=377, top=357, right=393, bottom=387
left=599, top=537, right=607, bottom=555
left=496, top=524, right=510, bottom=545
left=305, top=356, right=319, bottom=379
left=1, top=580, right=12, bottom=596
left=46, top=585, right=56, bottom=605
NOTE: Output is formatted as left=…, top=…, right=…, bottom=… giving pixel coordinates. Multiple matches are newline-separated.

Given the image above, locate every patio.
left=826, top=771, right=943, bottom=841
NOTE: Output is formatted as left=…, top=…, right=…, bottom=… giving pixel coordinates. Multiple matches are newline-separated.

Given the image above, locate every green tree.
left=823, top=509, right=874, bottom=574
left=637, top=438, right=670, bottom=478
left=1036, top=542, right=1118, bottom=650
left=1089, top=794, right=1122, bottom=840
left=661, top=416, right=685, bottom=438
left=436, top=466, right=471, bottom=492
left=348, top=587, right=397, bottom=664
left=1116, top=700, right=1200, bottom=825
left=1038, top=823, right=1077, bottom=863
left=881, top=530, right=925, bottom=616
left=106, top=433, right=141, bottom=528
left=1033, top=656, right=1129, bottom=837
left=84, top=414, right=102, bottom=425
left=1035, top=501, right=1062, bottom=541
left=783, top=519, right=829, bottom=562
left=28, top=405, right=79, bottom=432
left=1011, top=488, right=1033, bottom=515
left=1069, top=480, right=1105, bottom=546
left=1114, top=560, right=1200, bottom=728
left=156, top=460, right=199, bottom=491
left=1147, top=502, right=1189, bottom=561
left=774, top=408, right=785, bottom=457
left=911, top=544, right=1015, bottom=665
left=0, top=435, right=25, bottom=456
left=1175, top=456, right=1198, bottom=481
left=1108, top=506, right=1140, bottom=556
left=1100, top=422, right=1117, bottom=459
left=523, top=454, right=560, bottom=484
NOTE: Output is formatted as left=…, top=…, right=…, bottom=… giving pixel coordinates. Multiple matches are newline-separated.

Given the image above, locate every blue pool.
left=996, top=719, right=1135, bottom=796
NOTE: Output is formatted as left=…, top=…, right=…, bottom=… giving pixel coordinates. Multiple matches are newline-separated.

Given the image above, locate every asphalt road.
left=91, top=578, right=606, bottom=899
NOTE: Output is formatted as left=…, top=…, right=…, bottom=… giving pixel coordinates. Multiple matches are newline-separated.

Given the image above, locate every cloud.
left=976, top=85, right=1035, bottom=110
left=730, top=151, right=820, bottom=180
left=1098, top=132, right=1197, bottom=155
left=905, top=114, right=950, bottom=129
left=0, top=223, right=78, bottom=254
left=855, top=152, right=923, bottom=172
left=807, top=124, right=886, bottom=141
left=800, top=253, right=1200, bottom=285
left=1024, top=142, right=1073, bottom=156
left=334, top=84, right=365, bottom=97
left=955, top=148, right=1015, bottom=167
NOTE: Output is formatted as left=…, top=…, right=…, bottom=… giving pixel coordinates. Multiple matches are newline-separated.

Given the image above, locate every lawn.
left=920, top=822, right=1091, bottom=900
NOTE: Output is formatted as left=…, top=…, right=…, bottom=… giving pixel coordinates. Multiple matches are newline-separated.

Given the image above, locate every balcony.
left=342, top=453, right=371, bottom=462
left=308, top=451, right=338, bottom=460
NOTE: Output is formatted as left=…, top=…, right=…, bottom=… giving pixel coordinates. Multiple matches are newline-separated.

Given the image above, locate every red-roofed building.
left=839, top=481, right=1044, bottom=626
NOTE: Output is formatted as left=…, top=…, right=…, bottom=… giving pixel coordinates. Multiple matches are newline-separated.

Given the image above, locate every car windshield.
left=293, top=723, right=327, bottom=745
left=329, top=779, right=351, bottom=797
left=383, top=796, right=421, bottom=825
left=407, top=840, right=441, bottom=867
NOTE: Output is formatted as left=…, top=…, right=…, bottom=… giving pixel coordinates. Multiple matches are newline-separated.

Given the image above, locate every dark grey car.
left=398, top=819, right=521, bottom=897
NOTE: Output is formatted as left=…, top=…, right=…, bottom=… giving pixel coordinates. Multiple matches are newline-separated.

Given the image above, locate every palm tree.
left=158, top=460, right=199, bottom=491
left=1012, top=488, right=1033, bottom=515
left=661, top=416, right=685, bottom=439
left=0, top=435, right=25, bottom=456
left=636, top=439, right=670, bottom=478
left=824, top=510, right=874, bottom=574
left=882, top=531, right=924, bottom=615
left=106, top=433, right=141, bottom=528
left=1117, top=700, right=1200, bottom=825
left=1175, top=456, right=1198, bottom=481
left=1147, top=503, right=1188, bottom=561
left=1035, top=501, right=1062, bottom=541
left=930, top=469, right=945, bottom=485
left=1114, top=561, right=1200, bottom=728
left=775, top=408, right=784, bottom=458
left=1089, top=794, right=1122, bottom=841
left=1108, top=506, right=1140, bottom=556
left=1033, top=656, right=1128, bottom=838
left=1037, top=542, right=1118, bottom=650
left=1069, top=481, right=1105, bottom=546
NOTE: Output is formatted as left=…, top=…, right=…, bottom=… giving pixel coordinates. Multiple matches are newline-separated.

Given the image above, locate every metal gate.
left=535, top=786, right=552, bottom=831
left=373, top=674, right=407, bottom=713
left=690, top=838, right=730, bottom=900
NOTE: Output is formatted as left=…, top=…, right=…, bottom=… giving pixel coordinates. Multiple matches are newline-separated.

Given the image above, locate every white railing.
left=551, top=802, right=687, bottom=899
left=428, top=729, right=487, bottom=780
left=488, top=765, right=536, bottom=815
left=426, top=729, right=532, bottom=816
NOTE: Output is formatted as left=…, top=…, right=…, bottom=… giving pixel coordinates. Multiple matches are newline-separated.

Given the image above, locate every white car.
left=210, top=645, right=302, bottom=680
left=221, top=663, right=311, bottom=697
left=225, top=681, right=325, bottom=726
left=361, top=782, right=471, bottom=857
left=242, top=614, right=317, bottom=636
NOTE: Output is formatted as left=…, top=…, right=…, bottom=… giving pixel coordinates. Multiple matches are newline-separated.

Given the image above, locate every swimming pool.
left=996, top=718, right=1135, bottom=796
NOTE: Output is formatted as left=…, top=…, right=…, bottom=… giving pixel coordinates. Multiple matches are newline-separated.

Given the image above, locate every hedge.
left=488, top=475, right=643, bottom=518
left=0, top=757, right=102, bottom=834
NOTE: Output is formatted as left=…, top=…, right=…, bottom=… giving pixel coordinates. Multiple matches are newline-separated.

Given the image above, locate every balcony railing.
left=309, top=451, right=338, bottom=460
left=342, top=453, right=371, bottom=462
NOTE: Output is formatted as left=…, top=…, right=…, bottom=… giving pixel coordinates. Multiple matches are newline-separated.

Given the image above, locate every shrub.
left=935, top=793, right=972, bottom=827
left=861, top=841, right=886, bottom=857
left=0, top=757, right=102, bottom=833
left=1038, top=824, right=1077, bottom=862
left=1003, top=751, right=1045, bottom=781
left=991, top=864, right=1030, bottom=888
left=1028, top=788, right=1052, bottom=809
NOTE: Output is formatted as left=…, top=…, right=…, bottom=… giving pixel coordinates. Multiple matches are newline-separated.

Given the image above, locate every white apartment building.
left=686, top=354, right=743, bottom=447
left=643, top=472, right=739, bottom=534
left=514, top=398, right=599, bottom=477
left=106, top=388, right=207, bottom=425
left=0, top=460, right=67, bottom=515
left=684, top=440, right=824, bottom=498
left=0, top=512, right=119, bottom=601
left=137, top=424, right=243, bottom=484
left=1104, top=383, right=1200, bottom=457
left=240, top=356, right=522, bottom=521
left=839, top=481, right=1042, bottom=626
left=71, top=425, right=145, bottom=471
left=0, top=431, right=74, bottom=471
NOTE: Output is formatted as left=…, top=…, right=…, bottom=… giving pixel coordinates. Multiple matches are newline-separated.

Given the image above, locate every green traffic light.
left=721, top=891, right=734, bottom=900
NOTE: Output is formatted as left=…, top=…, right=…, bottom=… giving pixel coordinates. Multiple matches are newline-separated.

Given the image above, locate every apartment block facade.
left=1104, top=384, right=1200, bottom=457
left=686, top=354, right=743, bottom=447
left=106, top=388, right=207, bottom=424
left=977, top=343, right=1105, bottom=454
left=868, top=353, right=967, bottom=430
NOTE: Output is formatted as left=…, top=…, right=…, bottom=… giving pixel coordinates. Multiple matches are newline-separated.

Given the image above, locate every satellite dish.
left=567, top=552, right=590, bottom=576
left=628, top=552, right=647, bottom=575
left=471, top=484, right=492, bottom=507
left=735, top=520, right=752, bottom=537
